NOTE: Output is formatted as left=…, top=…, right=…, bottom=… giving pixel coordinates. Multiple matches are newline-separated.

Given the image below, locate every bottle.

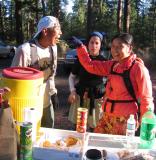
left=139, top=108, right=156, bottom=149
left=126, top=114, right=136, bottom=148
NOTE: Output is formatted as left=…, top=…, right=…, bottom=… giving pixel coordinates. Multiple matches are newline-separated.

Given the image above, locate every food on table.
left=65, top=136, right=78, bottom=147
left=43, top=140, right=52, bottom=147
left=41, top=135, right=80, bottom=149
left=117, top=150, right=131, bottom=159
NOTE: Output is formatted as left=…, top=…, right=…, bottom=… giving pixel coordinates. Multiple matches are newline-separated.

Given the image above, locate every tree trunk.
left=135, top=0, right=139, bottom=21
left=87, top=0, right=93, bottom=37
left=123, top=0, right=131, bottom=32
left=35, top=0, right=39, bottom=22
left=151, top=0, right=155, bottom=48
left=53, top=0, right=61, bottom=18
left=10, top=2, right=13, bottom=38
left=117, top=0, right=123, bottom=33
left=0, top=2, right=4, bottom=40
left=41, top=0, right=46, bottom=16
left=48, top=0, right=53, bottom=15
left=15, top=0, right=24, bottom=45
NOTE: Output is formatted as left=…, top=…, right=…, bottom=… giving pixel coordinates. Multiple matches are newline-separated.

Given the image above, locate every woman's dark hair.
left=111, top=33, right=133, bottom=45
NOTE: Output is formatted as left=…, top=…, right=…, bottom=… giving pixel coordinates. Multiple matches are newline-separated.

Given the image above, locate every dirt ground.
left=54, top=63, right=73, bottom=130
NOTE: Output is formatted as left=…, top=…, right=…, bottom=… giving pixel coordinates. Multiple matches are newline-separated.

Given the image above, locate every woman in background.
left=68, top=32, right=107, bottom=132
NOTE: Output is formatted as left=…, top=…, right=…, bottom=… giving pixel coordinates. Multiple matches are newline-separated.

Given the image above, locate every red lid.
left=2, top=67, right=43, bottom=80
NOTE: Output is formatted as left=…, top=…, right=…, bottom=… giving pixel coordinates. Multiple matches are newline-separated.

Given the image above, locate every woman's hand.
left=71, top=36, right=83, bottom=48
left=68, top=91, right=77, bottom=104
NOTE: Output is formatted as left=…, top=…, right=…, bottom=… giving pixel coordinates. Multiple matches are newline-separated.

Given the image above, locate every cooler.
left=1, top=67, right=44, bottom=126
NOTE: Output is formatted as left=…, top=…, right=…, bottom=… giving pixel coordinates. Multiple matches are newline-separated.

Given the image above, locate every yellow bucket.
left=1, top=67, right=44, bottom=124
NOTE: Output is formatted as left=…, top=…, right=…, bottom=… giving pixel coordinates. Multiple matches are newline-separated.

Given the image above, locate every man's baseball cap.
left=33, top=16, right=57, bottom=38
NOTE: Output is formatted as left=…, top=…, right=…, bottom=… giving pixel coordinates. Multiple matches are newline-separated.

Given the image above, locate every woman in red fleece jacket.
left=76, top=33, right=154, bottom=135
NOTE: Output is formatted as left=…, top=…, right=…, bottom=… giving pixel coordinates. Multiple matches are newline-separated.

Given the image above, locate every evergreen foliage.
left=0, top=0, right=155, bottom=50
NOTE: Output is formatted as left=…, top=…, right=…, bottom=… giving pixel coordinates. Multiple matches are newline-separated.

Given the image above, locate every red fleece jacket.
left=77, top=45, right=154, bottom=120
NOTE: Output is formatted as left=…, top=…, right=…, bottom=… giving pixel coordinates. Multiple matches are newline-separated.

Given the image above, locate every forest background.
left=0, top=0, right=155, bottom=70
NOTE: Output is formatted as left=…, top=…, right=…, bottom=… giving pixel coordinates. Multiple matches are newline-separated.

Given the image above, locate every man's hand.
left=51, top=93, right=59, bottom=110
left=71, top=36, right=83, bottom=48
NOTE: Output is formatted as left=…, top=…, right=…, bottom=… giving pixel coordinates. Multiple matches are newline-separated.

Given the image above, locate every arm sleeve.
left=69, top=73, right=77, bottom=92
left=11, top=44, right=31, bottom=67
left=48, top=45, right=58, bottom=95
left=52, top=45, right=57, bottom=76
left=77, top=45, right=113, bottom=76
left=48, top=75, right=57, bottom=95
